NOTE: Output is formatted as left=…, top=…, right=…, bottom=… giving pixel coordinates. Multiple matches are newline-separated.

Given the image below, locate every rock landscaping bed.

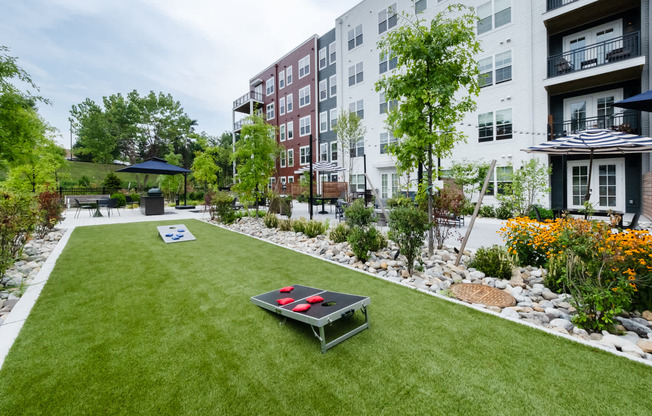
left=216, top=217, right=652, bottom=363
left=0, top=230, right=64, bottom=325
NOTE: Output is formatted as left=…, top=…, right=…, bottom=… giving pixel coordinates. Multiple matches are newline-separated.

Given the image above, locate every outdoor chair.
left=125, top=195, right=138, bottom=210
left=99, top=198, right=120, bottom=217
left=74, top=198, right=95, bottom=218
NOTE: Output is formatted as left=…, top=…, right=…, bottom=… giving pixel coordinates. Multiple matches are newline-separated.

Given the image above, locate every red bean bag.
left=279, top=286, right=294, bottom=293
left=292, top=303, right=311, bottom=312
left=276, top=298, right=295, bottom=305
left=305, top=295, right=324, bottom=304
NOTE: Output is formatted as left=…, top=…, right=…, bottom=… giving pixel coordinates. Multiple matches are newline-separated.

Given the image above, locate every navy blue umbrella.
left=115, top=157, right=191, bottom=175
left=614, top=90, right=652, bottom=112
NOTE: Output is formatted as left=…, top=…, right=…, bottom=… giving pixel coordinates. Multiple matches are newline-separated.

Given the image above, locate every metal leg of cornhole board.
left=311, top=305, right=370, bottom=353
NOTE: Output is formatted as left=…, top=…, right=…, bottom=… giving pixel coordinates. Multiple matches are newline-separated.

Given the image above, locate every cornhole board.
left=251, top=284, right=370, bottom=353
left=157, top=224, right=196, bottom=243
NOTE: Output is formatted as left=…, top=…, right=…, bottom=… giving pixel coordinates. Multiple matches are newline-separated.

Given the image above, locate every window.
left=329, top=75, right=337, bottom=97
left=478, top=0, right=510, bottom=35
left=299, top=116, right=311, bottom=136
left=381, top=174, right=388, bottom=199
left=319, top=47, right=327, bottom=69
left=287, top=149, right=294, bottom=167
left=279, top=70, right=285, bottom=89
left=330, top=142, right=338, bottom=162
left=495, top=51, right=512, bottom=83
left=266, top=103, right=275, bottom=120
left=379, top=51, right=397, bottom=74
left=415, top=0, right=427, bottom=14
left=287, top=121, right=294, bottom=140
left=496, top=166, right=513, bottom=195
left=330, top=109, right=337, bottom=130
left=348, top=62, right=364, bottom=86
left=380, top=131, right=396, bottom=154
left=495, top=0, right=511, bottom=28
left=320, top=143, right=328, bottom=162
left=299, top=86, right=310, bottom=108
left=280, top=176, right=286, bottom=185
left=329, top=41, right=336, bottom=64
left=286, top=93, right=293, bottom=113
left=268, top=177, right=276, bottom=191
left=379, top=93, right=397, bottom=114
left=378, top=4, right=397, bottom=34
left=299, top=55, right=310, bottom=78
left=300, top=146, right=310, bottom=165
left=351, top=138, right=364, bottom=158
left=349, top=99, right=364, bottom=119
left=280, top=150, right=286, bottom=168
left=286, top=65, right=293, bottom=85
left=319, top=111, right=328, bottom=133
left=495, top=109, right=512, bottom=140
left=280, top=124, right=286, bottom=142
left=288, top=176, right=294, bottom=183
left=319, top=80, right=327, bottom=101
left=351, top=174, right=366, bottom=192
left=392, top=173, right=399, bottom=197
left=279, top=97, right=285, bottom=115
left=266, top=77, right=275, bottom=96
left=478, top=57, right=493, bottom=87
left=478, top=112, right=493, bottom=142
left=348, top=24, right=363, bottom=50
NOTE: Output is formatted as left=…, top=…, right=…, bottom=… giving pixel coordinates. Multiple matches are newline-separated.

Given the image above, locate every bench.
left=66, top=195, right=110, bottom=206
left=435, top=212, right=464, bottom=228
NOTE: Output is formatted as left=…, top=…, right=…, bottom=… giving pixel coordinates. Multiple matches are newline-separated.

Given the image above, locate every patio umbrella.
left=294, top=162, right=345, bottom=213
left=614, top=90, right=652, bottom=112
left=523, top=129, right=652, bottom=203
left=116, top=157, right=193, bottom=206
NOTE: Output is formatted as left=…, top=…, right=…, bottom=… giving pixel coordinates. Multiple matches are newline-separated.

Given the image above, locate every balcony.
left=547, top=0, right=579, bottom=12
left=233, top=91, right=263, bottom=114
left=548, top=112, right=640, bottom=140
left=548, top=32, right=640, bottom=78
left=233, top=118, right=254, bottom=133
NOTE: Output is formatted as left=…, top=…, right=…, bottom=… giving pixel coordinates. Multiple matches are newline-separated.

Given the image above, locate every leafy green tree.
left=6, top=133, right=67, bottom=192
left=158, top=152, right=184, bottom=201
left=496, top=158, right=551, bottom=217
left=192, top=131, right=233, bottom=189
left=231, top=114, right=282, bottom=216
left=0, top=45, right=50, bottom=167
left=375, top=4, right=481, bottom=254
left=388, top=205, right=429, bottom=274
left=449, top=159, right=491, bottom=203
left=333, top=109, right=366, bottom=200
left=70, top=98, right=116, bottom=164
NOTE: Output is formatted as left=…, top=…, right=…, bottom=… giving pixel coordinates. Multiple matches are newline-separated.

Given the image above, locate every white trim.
left=567, top=157, right=625, bottom=212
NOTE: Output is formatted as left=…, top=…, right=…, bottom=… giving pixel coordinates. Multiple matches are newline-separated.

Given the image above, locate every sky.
left=0, top=0, right=357, bottom=149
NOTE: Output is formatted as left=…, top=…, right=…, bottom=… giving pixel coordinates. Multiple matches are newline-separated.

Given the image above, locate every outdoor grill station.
left=140, top=188, right=165, bottom=216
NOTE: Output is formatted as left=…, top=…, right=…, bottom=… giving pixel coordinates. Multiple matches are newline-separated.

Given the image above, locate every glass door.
left=567, top=158, right=624, bottom=212
left=570, top=101, right=587, bottom=133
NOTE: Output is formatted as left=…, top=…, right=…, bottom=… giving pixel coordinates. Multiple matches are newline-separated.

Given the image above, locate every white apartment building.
left=333, top=0, right=651, bottom=213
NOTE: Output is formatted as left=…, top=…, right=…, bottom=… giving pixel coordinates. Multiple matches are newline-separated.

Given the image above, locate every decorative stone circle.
left=450, top=283, right=516, bottom=307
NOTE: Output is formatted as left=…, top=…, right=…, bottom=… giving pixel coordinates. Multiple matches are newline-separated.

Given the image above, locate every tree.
left=70, top=98, right=116, bottom=164
left=192, top=148, right=221, bottom=189
left=191, top=131, right=233, bottom=189
left=375, top=4, right=481, bottom=255
left=6, top=133, right=67, bottom=192
left=332, top=109, right=366, bottom=200
left=157, top=152, right=185, bottom=201
left=231, top=114, right=282, bottom=216
left=449, top=159, right=491, bottom=203
left=497, top=158, right=552, bottom=217
left=0, top=45, right=50, bottom=167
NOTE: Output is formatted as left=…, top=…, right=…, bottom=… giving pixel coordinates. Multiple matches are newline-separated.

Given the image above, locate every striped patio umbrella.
left=523, top=129, right=652, bottom=203
left=293, top=161, right=344, bottom=174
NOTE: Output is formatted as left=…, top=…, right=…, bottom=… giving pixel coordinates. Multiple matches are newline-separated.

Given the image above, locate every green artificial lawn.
left=1, top=219, right=651, bottom=415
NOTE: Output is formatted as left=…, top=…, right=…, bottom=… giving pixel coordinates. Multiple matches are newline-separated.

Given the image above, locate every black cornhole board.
left=251, top=284, right=370, bottom=353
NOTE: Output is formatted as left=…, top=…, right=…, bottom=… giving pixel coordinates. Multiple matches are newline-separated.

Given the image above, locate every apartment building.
left=232, top=0, right=651, bottom=213
left=232, top=35, right=319, bottom=192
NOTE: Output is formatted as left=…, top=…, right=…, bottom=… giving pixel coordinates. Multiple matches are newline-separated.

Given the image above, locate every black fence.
left=549, top=111, right=640, bottom=140
left=58, top=187, right=152, bottom=197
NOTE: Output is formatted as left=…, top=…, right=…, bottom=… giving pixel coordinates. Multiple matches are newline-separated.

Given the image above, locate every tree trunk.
left=427, top=143, right=434, bottom=256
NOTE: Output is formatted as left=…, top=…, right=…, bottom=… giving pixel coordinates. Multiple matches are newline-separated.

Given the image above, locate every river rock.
left=637, top=340, right=652, bottom=353
left=642, top=310, right=652, bottom=321
left=549, top=318, right=573, bottom=331
left=615, top=317, right=652, bottom=337
left=501, top=308, right=520, bottom=320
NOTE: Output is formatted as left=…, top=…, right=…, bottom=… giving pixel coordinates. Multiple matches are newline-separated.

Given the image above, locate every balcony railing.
left=548, top=32, right=640, bottom=78
left=549, top=112, right=640, bottom=140
left=233, top=118, right=254, bottom=132
left=547, top=0, right=579, bottom=12
left=233, top=91, right=264, bottom=110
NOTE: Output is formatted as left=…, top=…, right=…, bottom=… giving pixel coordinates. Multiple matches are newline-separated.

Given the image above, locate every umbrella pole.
left=583, top=149, right=594, bottom=218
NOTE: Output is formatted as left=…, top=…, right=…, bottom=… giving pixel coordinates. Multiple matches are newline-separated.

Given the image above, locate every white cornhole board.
left=157, top=224, right=196, bottom=243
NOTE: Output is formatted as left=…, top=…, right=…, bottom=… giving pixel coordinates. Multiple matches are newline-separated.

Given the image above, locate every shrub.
left=292, top=217, right=307, bottom=234
left=495, top=202, right=513, bottom=220
left=78, top=175, right=91, bottom=187
left=329, top=223, right=350, bottom=243
left=110, top=193, right=126, bottom=207
left=468, top=245, right=514, bottom=280
left=35, top=190, right=64, bottom=239
left=432, top=187, right=464, bottom=249
left=528, top=204, right=554, bottom=221
left=478, top=205, right=495, bottom=218
left=269, top=195, right=292, bottom=217
left=263, top=212, right=279, bottom=229
left=347, top=226, right=386, bottom=262
left=103, top=172, right=122, bottom=192
left=0, top=191, right=38, bottom=279
left=278, top=219, right=293, bottom=232
left=129, top=193, right=140, bottom=204
left=303, top=219, right=329, bottom=238
left=345, top=199, right=375, bottom=228
left=210, top=191, right=236, bottom=224
left=188, top=191, right=205, bottom=201
left=388, top=206, right=428, bottom=274
left=387, top=196, right=413, bottom=208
